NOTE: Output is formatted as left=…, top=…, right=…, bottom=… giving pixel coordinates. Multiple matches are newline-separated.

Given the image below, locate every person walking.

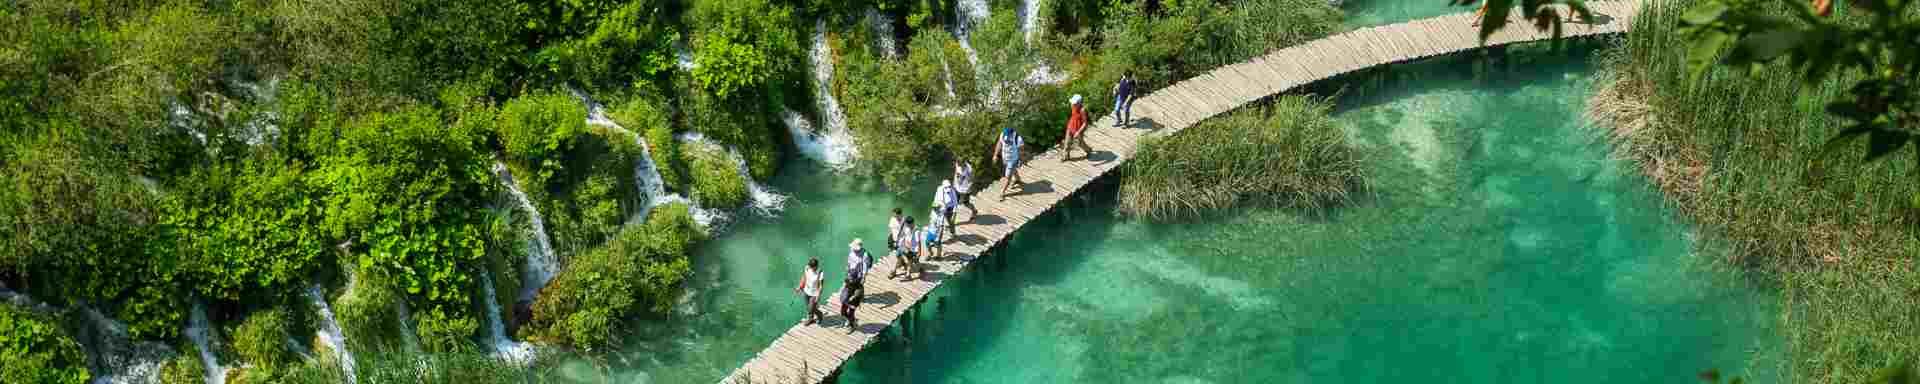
left=993, top=127, right=1024, bottom=199
left=1112, top=71, right=1137, bottom=127
left=891, top=217, right=919, bottom=281
left=952, top=159, right=976, bottom=218
left=1064, top=95, right=1092, bottom=160
left=922, top=214, right=944, bottom=262
left=795, top=258, right=824, bottom=325
left=841, top=238, right=870, bottom=333
left=886, top=208, right=904, bottom=253
left=935, top=179, right=959, bottom=235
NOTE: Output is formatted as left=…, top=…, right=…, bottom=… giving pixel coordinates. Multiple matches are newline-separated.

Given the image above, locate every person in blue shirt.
left=992, top=127, right=1024, bottom=200
left=1112, top=71, right=1137, bottom=127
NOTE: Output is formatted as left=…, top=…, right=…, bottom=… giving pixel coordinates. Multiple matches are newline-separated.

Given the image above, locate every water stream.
left=674, top=132, right=789, bottom=218
left=185, top=303, right=228, bottom=384
left=304, top=285, right=356, bottom=383
left=479, top=271, right=535, bottom=361
left=792, top=21, right=859, bottom=169
left=492, top=162, right=559, bottom=302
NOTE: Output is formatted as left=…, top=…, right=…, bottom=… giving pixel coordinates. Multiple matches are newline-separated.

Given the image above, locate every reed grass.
left=1590, top=1, right=1920, bottom=381
left=1119, top=96, right=1365, bottom=221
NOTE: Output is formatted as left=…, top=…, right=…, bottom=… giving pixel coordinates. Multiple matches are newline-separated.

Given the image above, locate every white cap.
left=1070, top=94, right=1083, bottom=105
left=850, top=238, right=863, bottom=249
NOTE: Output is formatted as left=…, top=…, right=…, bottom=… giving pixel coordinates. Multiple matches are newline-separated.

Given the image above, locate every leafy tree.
left=0, top=305, right=89, bottom=384
left=534, top=0, right=679, bottom=90
left=689, top=0, right=804, bottom=99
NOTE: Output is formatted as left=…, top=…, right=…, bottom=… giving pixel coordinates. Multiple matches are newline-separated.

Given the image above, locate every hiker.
left=1112, top=71, right=1137, bottom=127
left=992, top=127, right=1024, bottom=199
left=795, top=258, right=824, bottom=325
left=935, top=179, right=959, bottom=235
left=891, top=216, right=919, bottom=281
left=886, top=208, right=904, bottom=252
left=922, top=213, right=944, bottom=262
left=841, top=238, right=870, bottom=333
left=952, top=159, right=976, bottom=218
left=1064, top=94, right=1092, bottom=160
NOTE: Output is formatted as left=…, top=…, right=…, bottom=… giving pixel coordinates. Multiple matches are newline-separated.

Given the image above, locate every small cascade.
left=939, top=55, right=960, bottom=100
left=391, top=300, right=422, bottom=354
left=492, top=162, right=559, bottom=302
left=566, top=86, right=619, bottom=128
left=1021, top=0, right=1045, bottom=46
left=304, top=285, right=355, bottom=383
left=799, top=20, right=859, bottom=169
left=186, top=303, right=228, bottom=384
left=674, top=39, right=697, bottom=71
left=80, top=308, right=171, bottom=384
left=866, top=8, right=898, bottom=58
left=478, top=272, right=534, bottom=361
left=675, top=132, right=789, bottom=217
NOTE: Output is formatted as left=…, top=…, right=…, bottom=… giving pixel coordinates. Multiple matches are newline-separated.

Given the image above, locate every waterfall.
left=795, top=20, right=859, bottom=169
left=674, top=39, right=697, bottom=71
left=492, top=162, right=559, bottom=302
left=304, top=285, right=355, bottom=383
left=564, top=88, right=721, bottom=228
left=866, top=8, right=898, bottom=58
left=478, top=271, right=534, bottom=361
left=79, top=308, right=170, bottom=384
left=186, top=303, right=227, bottom=384
left=675, top=132, right=788, bottom=218
left=1020, top=0, right=1044, bottom=46
left=939, top=55, right=959, bottom=100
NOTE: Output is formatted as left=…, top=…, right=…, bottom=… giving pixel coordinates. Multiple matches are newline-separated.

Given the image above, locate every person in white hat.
left=1064, top=94, right=1092, bottom=160
left=840, top=238, right=870, bottom=333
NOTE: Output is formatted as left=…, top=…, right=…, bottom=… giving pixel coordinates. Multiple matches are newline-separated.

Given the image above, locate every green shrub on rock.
left=610, top=97, right=686, bottom=192
left=159, top=345, right=204, bottom=384
left=684, top=143, right=749, bottom=209
left=0, top=305, right=89, bottom=384
left=232, top=309, right=294, bottom=377
left=523, top=203, right=699, bottom=350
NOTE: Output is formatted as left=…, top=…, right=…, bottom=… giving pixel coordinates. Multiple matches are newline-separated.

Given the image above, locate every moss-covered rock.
left=523, top=203, right=699, bottom=350
left=231, top=309, right=293, bottom=378
left=684, top=143, right=749, bottom=209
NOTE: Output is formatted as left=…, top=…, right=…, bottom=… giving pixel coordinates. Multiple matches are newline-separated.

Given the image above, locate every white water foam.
left=304, top=285, right=356, bottom=383
left=867, top=7, right=898, bottom=58
left=797, top=20, right=860, bottom=169
left=478, top=271, right=535, bottom=362
left=185, top=303, right=228, bottom=384
left=492, top=162, right=559, bottom=302
left=1020, top=0, right=1045, bottom=46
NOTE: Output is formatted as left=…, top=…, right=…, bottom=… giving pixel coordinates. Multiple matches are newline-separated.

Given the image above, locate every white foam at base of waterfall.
left=186, top=303, right=228, bottom=384
left=478, top=272, right=535, bottom=362
left=304, top=285, right=357, bottom=383
left=674, top=132, right=789, bottom=219
left=797, top=20, right=859, bottom=169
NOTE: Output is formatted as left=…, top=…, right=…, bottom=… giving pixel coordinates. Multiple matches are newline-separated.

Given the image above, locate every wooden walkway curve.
left=723, top=2, right=1640, bottom=382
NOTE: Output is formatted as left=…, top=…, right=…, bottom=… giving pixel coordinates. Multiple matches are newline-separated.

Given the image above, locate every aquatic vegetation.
left=1590, top=0, right=1920, bottom=381
left=1121, top=96, right=1365, bottom=220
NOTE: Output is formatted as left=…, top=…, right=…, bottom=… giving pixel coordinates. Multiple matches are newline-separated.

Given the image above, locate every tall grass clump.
left=1590, top=1, right=1920, bottom=381
left=1120, top=96, right=1365, bottom=220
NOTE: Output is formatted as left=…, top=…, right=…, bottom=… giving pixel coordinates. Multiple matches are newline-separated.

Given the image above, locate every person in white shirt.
left=922, top=214, right=944, bottom=262
left=952, top=159, right=976, bottom=218
left=935, top=180, right=959, bottom=235
left=891, top=217, right=919, bottom=281
left=886, top=208, right=903, bottom=253
left=794, top=258, right=824, bottom=325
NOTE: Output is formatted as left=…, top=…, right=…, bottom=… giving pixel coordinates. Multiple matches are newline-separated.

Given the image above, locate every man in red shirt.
left=1064, top=95, right=1092, bottom=160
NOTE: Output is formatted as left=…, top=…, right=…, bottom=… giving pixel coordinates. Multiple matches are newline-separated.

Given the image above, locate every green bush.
left=1590, top=1, right=1920, bottom=381
left=163, top=153, right=330, bottom=303
left=497, top=90, right=590, bottom=191
left=677, top=73, right=785, bottom=181
left=523, top=203, right=699, bottom=350
left=414, top=305, right=479, bottom=353
left=533, top=0, right=678, bottom=90
left=0, top=305, right=89, bottom=384
left=336, top=266, right=405, bottom=355
left=232, top=309, right=294, bottom=378
left=159, top=345, right=205, bottom=384
left=1120, top=96, right=1365, bottom=220
left=497, top=90, right=644, bottom=255
left=688, top=0, right=803, bottom=99
left=684, top=143, right=750, bottom=209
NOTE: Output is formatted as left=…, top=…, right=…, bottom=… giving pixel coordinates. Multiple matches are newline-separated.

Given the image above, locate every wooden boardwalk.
left=722, top=2, right=1640, bottom=382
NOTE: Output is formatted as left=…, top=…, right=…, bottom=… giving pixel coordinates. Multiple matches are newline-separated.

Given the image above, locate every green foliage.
left=498, top=90, right=591, bottom=186
left=1078, top=0, right=1341, bottom=96
left=337, top=265, right=405, bottom=355
left=1120, top=96, right=1365, bottom=220
left=497, top=90, right=646, bottom=254
left=1678, top=0, right=1920, bottom=176
left=534, top=0, right=679, bottom=90
left=159, top=345, right=205, bottom=384
left=1591, top=1, right=1920, bottom=381
left=414, top=305, right=479, bottom=353
left=1460, top=0, right=1599, bottom=42
left=163, top=153, right=329, bottom=302
left=524, top=203, right=700, bottom=350
left=677, top=71, right=786, bottom=180
left=689, top=0, right=803, bottom=99
left=612, top=97, right=688, bottom=191
left=232, top=309, right=294, bottom=378
left=685, top=143, right=751, bottom=209
left=0, top=305, right=89, bottom=384
left=350, top=350, right=535, bottom=384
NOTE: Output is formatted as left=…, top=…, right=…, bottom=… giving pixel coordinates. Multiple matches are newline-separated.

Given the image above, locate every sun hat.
left=1070, top=94, right=1083, bottom=105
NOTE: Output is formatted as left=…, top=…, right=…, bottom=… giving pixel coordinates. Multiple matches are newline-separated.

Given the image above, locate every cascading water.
left=793, top=20, right=859, bottom=169
left=565, top=88, right=721, bottom=227
left=492, top=162, right=559, bottom=302
left=301, top=286, right=356, bottom=383
left=1020, top=0, right=1044, bottom=46
left=675, top=132, right=789, bottom=217
left=674, top=39, right=697, bottom=71
left=186, top=303, right=228, bottom=384
left=867, top=7, right=898, bottom=58
left=80, top=308, right=171, bottom=384
left=478, top=271, right=534, bottom=361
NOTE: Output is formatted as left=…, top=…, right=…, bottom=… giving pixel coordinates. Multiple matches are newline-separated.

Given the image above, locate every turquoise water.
left=575, top=4, right=1784, bottom=384
left=1342, top=0, right=1467, bottom=29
